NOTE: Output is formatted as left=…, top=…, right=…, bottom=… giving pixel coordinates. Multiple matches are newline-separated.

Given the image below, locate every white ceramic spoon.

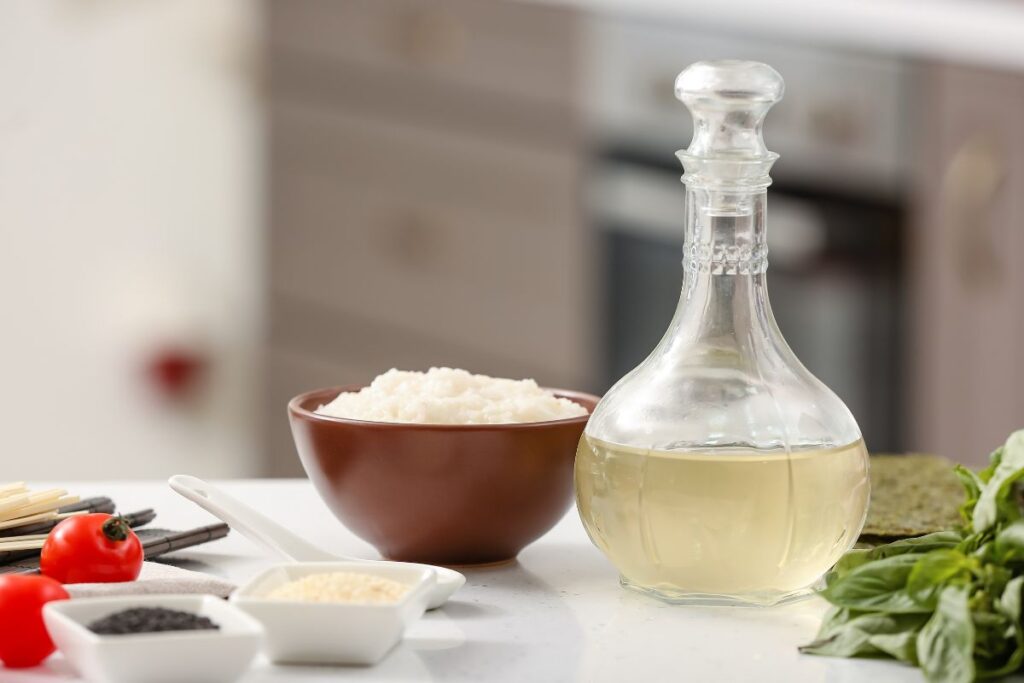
left=168, top=475, right=465, bottom=609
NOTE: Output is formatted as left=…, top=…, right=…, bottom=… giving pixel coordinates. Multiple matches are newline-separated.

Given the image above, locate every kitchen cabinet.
left=909, top=64, right=1024, bottom=466
left=263, top=0, right=591, bottom=475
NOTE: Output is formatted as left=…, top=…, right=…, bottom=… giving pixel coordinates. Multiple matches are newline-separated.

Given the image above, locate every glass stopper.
left=675, top=61, right=785, bottom=191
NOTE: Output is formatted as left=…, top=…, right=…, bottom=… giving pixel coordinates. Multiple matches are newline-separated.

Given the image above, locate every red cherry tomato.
left=40, top=513, right=143, bottom=584
left=0, top=574, right=69, bottom=668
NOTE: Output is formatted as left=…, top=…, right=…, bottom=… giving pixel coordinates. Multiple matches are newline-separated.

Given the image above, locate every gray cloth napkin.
left=64, top=561, right=236, bottom=599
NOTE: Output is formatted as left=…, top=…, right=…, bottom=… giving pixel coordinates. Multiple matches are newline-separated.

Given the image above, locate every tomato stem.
left=101, top=516, right=131, bottom=543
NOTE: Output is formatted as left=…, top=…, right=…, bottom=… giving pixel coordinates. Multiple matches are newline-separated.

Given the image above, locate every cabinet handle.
left=941, top=134, right=1006, bottom=289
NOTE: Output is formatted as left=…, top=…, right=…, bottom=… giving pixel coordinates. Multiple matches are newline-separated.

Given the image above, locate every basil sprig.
left=802, top=429, right=1024, bottom=682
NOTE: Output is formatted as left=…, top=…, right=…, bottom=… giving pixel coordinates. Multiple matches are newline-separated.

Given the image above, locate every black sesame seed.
left=87, top=607, right=220, bottom=635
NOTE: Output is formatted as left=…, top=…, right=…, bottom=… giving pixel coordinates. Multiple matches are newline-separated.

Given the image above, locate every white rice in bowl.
left=315, top=367, right=588, bottom=425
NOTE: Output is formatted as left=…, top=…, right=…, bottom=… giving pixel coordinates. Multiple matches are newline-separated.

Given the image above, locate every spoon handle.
left=168, top=474, right=336, bottom=562
left=169, top=474, right=465, bottom=609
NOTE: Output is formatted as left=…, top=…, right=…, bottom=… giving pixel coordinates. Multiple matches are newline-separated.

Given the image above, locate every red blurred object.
left=146, top=347, right=206, bottom=399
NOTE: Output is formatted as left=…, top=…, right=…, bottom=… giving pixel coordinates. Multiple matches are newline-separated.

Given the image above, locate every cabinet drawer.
left=268, top=106, right=592, bottom=382
left=267, top=53, right=577, bottom=150
left=267, top=0, right=577, bottom=108
left=269, top=296, right=567, bottom=383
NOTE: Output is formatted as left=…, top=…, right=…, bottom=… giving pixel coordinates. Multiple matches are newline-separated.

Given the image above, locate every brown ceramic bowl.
left=288, top=386, right=599, bottom=566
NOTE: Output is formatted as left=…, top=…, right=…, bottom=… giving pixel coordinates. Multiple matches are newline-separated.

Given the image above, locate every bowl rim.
left=288, top=384, right=599, bottom=430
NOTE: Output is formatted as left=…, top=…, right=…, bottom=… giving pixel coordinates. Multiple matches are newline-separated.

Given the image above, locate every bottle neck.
left=684, top=187, right=767, bottom=276
left=674, top=187, right=774, bottom=343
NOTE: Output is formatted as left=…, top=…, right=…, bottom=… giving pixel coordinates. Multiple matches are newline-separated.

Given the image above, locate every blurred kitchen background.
left=2, top=0, right=1023, bottom=479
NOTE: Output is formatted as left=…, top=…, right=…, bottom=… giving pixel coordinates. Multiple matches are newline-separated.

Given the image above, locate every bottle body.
left=576, top=437, right=869, bottom=604
left=574, top=60, right=870, bottom=605
left=575, top=253, right=871, bottom=604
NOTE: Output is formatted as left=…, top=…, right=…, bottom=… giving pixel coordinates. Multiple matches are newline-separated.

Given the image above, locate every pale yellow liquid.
left=575, top=436, right=870, bottom=605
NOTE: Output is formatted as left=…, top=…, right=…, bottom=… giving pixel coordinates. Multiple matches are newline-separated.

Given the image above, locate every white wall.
left=0, top=1, right=262, bottom=479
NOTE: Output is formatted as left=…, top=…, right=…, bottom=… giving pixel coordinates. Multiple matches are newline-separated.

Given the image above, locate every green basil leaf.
left=802, top=605, right=859, bottom=648
left=998, top=575, right=1024, bottom=622
left=979, top=446, right=1005, bottom=484
left=873, top=532, right=965, bottom=557
left=830, top=550, right=871, bottom=583
left=978, top=564, right=1012, bottom=608
left=799, top=626, right=878, bottom=658
left=800, top=611, right=927, bottom=660
left=823, top=554, right=929, bottom=613
left=960, top=532, right=990, bottom=557
left=974, top=431, right=1024, bottom=533
left=994, top=520, right=1024, bottom=563
left=906, top=550, right=974, bottom=608
left=917, top=585, right=976, bottom=683
left=813, top=605, right=856, bottom=640
left=868, top=629, right=922, bottom=664
left=956, top=464, right=983, bottom=501
left=971, top=610, right=1005, bottom=629
left=970, top=542, right=993, bottom=563
left=970, top=577, right=1024, bottom=679
left=974, top=595, right=1023, bottom=680
left=830, top=532, right=964, bottom=585
left=955, top=464, right=983, bottom=523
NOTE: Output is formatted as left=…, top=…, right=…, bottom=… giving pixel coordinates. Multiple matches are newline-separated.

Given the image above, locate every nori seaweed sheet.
left=861, top=453, right=963, bottom=540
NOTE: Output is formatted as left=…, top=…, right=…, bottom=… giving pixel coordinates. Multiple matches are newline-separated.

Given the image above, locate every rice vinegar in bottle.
left=575, top=61, right=870, bottom=606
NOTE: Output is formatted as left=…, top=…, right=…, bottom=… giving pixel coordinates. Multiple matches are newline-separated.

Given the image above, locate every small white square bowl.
left=230, top=561, right=435, bottom=665
left=43, top=594, right=264, bottom=683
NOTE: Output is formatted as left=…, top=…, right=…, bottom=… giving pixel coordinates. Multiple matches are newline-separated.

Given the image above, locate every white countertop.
left=6, top=480, right=925, bottom=683
left=536, top=0, right=1024, bottom=72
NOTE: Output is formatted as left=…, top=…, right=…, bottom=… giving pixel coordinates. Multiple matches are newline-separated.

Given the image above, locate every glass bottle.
left=575, top=61, right=870, bottom=606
